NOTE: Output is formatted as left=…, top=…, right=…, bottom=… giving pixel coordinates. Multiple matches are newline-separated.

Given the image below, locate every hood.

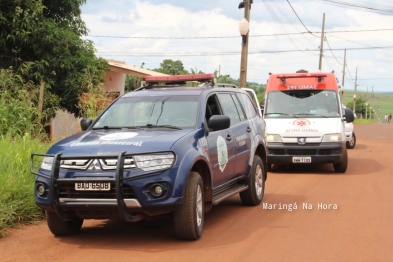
left=265, top=118, right=343, bottom=137
left=47, top=129, right=193, bottom=156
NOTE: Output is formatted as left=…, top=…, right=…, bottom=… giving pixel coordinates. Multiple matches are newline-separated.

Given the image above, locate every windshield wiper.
left=92, top=126, right=122, bottom=130
left=293, top=113, right=328, bottom=118
left=264, top=113, right=299, bottom=118
left=146, top=124, right=182, bottom=130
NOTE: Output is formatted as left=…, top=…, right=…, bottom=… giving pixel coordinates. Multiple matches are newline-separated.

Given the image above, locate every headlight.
left=134, top=153, right=175, bottom=171
left=322, top=134, right=343, bottom=142
left=40, top=157, right=54, bottom=171
left=266, top=134, right=282, bottom=143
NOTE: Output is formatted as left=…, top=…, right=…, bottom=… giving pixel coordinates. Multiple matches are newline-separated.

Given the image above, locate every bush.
left=0, top=133, right=51, bottom=237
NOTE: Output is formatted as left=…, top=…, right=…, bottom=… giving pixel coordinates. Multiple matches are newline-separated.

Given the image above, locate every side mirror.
left=343, top=108, right=355, bottom=123
left=80, top=118, right=93, bottom=131
left=208, top=115, right=230, bottom=131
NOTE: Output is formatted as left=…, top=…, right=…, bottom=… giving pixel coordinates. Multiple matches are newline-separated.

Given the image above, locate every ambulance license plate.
left=75, top=183, right=110, bottom=191
left=292, top=157, right=311, bottom=163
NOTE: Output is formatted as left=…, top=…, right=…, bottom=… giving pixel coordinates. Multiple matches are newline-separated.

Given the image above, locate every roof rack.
left=215, top=83, right=239, bottom=88
left=135, top=73, right=216, bottom=91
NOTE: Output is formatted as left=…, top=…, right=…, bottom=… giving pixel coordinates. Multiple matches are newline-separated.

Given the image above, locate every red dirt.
left=1, top=122, right=393, bottom=261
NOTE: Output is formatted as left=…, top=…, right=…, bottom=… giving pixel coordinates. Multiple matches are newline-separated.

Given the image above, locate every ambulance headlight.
left=322, top=134, right=343, bottom=142
left=266, top=134, right=282, bottom=143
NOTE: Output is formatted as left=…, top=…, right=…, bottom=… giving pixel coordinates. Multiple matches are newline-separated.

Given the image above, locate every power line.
left=309, top=0, right=393, bottom=14
left=286, top=0, right=319, bottom=37
left=97, top=45, right=393, bottom=56
left=324, top=35, right=342, bottom=65
left=87, top=28, right=393, bottom=39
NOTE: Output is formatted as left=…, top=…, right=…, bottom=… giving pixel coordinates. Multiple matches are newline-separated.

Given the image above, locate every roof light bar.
left=276, top=73, right=327, bottom=79
left=145, top=73, right=216, bottom=83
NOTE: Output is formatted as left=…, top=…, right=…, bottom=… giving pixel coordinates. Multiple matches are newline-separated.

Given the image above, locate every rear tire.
left=333, top=149, right=348, bottom=173
left=240, top=155, right=266, bottom=206
left=174, top=171, right=204, bottom=240
left=46, top=211, right=83, bottom=236
left=346, top=132, right=356, bottom=149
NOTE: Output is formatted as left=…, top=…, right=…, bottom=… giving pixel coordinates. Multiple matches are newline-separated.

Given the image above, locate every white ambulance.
left=263, top=70, right=355, bottom=173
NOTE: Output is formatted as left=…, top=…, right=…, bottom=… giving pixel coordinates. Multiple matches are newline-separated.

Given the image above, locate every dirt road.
left=1, top=123, right=393, bottom=261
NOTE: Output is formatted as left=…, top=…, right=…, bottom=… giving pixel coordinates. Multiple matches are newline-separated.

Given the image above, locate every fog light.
left=150, top=184, right=163, bottom=197
left=149, top=183, right=168, bottom=198
left=155, top=186, right=163, bottom=195
left=36, top=183, right=46, bottom=196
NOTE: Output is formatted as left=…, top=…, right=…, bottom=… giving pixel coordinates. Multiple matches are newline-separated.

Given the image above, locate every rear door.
left=217, top=93, right=252, bottom=178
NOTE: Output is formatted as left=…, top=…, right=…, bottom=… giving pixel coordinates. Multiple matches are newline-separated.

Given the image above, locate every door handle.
left=226, top=134, right=232, bottom=141
left=246, top=127, right=252, bottom=133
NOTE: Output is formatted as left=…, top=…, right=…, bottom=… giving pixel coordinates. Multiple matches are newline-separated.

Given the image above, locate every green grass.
left=354, top=119, right=374, bottom=124
left=0, top=133, right=51, bottom=237
left=342, top=90, right=393, bottom=122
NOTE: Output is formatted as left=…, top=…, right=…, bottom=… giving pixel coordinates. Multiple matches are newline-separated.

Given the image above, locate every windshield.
left=264, top=90, right=340, bottom=118
left=93, top=95, right=199, bottom=129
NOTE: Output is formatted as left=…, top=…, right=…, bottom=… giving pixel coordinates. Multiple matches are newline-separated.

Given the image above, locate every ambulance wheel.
left=333, top=149, right=348, bottom=173
left=346, top=132, right=356, bottom=149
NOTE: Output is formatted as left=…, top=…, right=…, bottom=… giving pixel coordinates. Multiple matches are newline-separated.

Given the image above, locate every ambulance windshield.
left=264, top=90, right=340, bottom=118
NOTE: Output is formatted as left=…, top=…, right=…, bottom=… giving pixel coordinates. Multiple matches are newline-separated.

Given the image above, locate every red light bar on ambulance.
left=145, top=73, right=216, bottom=83
left=277, top=73, right=327, bottom=84
left=276, top=73, right=327, bottom=79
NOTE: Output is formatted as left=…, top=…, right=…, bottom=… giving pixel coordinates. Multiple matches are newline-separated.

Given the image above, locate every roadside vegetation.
left=0, top=133, right=50, bottom=237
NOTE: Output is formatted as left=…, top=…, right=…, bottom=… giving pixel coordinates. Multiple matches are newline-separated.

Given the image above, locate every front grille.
left=58, top=182, right=137, bottom=199
left=60, top=157, right=136, bottom=170
left=269, top=149, right=286, bottom=155
left=270, top=148, right=341, bottom=156
left=287, top=149, right=317, bottom=155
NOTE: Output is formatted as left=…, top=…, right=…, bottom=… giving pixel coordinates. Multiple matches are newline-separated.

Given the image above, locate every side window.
left=239, top=93, right=258, bottom=119
left=205, top=94, right=222, bottom=122
left=217, top=93, right=243, bottom=125
left=232, top=94, right=247, bottom=121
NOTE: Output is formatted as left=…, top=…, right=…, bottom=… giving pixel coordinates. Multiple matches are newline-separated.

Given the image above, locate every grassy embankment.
left=0, top=134, right=51, bottom=237
left=342, top=90, right=393, bottom=124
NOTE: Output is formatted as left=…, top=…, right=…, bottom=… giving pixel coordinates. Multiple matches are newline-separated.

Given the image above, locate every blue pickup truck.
left=30, top=73, right=267, bottom=240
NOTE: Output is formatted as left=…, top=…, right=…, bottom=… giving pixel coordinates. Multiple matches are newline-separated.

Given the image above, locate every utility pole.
left=239, top=0, right=251, bottom=88
left=354, top=67, right=357, bottom=94
left=318, top=13, right=325, bottom=71
left=340, top=49, right=346, bottom=104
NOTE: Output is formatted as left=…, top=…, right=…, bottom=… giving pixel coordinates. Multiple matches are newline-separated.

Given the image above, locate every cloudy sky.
left=81, top=0, right=393, bottom=93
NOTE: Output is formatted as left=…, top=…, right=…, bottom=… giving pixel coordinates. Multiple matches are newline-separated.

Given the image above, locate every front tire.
left=240, top=155, right=266, bottom=206
left=346, top=132, right=356, bottom=149
left=333, top=149, right=348, bottom=173
left=174, top=171, right=204, bottom=240
left=46, top=211, right=83, bottom=236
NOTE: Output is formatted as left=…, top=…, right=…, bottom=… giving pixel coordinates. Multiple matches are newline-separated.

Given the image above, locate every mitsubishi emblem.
left=88, top=159, right=101, bottom=170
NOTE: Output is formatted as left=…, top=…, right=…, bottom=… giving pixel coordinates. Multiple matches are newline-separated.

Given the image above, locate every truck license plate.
left=292, top=157, right=311, bottom=163
left=75, top=183, right=111, bottom=191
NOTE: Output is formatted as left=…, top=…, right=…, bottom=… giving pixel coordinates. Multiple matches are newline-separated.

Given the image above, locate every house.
left=50, top=60, right=169, bottom=142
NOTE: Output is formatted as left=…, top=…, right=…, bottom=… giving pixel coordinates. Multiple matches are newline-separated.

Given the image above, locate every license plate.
left=75, top=182, right=111, bottom=191
left=292, top=157, right=311, bottom=163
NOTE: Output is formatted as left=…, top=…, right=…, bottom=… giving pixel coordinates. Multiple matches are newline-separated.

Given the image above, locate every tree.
left=124, top=62, right=145, bottom=92
left=155, top=59, right=188, bottom=75
left=346, top=97, right=368, bottom=118
left=190, top=67, right=204, bottom=74
left=0, top=0, right=108, bottom=118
